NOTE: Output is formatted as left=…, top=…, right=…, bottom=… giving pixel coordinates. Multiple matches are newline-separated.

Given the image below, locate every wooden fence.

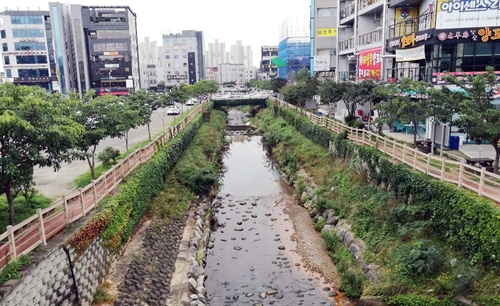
left=273, top=98, right=500, bottom=204
left=0, top=103, right=205, bottom=270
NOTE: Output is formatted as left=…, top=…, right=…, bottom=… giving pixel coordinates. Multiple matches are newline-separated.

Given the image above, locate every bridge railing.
left=272, top=98, right=500, bottom=204
left=0, top=102, right=206, bottom=271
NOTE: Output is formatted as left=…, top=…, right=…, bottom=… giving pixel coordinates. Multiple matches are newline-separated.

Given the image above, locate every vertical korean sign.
left=358, top=47, right=382, bottom=81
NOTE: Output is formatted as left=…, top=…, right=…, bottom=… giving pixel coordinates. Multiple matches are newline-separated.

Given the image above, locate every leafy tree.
left=341, top=80, right=380, bottom=124
left=270, top=78, right=287, bottom=93
left=318, top=79, right=344, bottom=113
left=282, top=76, right=317, bottom=107
left=191, top=79, right=219, bottom=95
left=72, top=92, right=123, bottom=180
left=167, top=85, right=189, bottom=116
left=129, top=89, right=163, bottom=140
left=445, top=67, right=500, bottom=173
left=116, top=96, right=148, bottom=152
left=376, top=78, right=432, bottom=145
left=0, top=83, right=84, bottom=225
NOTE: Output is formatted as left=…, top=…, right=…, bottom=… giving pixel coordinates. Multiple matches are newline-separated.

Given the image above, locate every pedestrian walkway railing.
left=272, top=98, right=500, bottom=205
left=0, top=102, right=206, bottom=270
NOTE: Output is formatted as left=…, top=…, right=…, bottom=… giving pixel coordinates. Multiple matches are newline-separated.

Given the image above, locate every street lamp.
left=108, top=70, right=112, bottom=95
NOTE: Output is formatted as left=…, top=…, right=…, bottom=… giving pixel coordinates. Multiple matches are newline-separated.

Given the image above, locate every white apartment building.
left=205, top=39, right=228, bottom=68
left=162, top=30, right=204, bottom=89
left=140, top=63, right=157, bottom=90
left=219, top=63, right=245, bottom=85
left=0, top=9, right=57, bottom=91
left=245, top=67, right=257, bottom=81
left=139, top=37, right=163, bottom=67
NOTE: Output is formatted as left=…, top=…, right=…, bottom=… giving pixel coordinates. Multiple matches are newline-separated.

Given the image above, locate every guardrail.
left=272, top=98, right=500, bottom=204
left=0, top=102, right=206, bottom=270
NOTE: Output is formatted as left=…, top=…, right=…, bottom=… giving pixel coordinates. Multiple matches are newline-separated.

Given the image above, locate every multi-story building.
left=219, top=63, right=245, bottom=85
left=310, top=0, right=338, bottom=79
left=162, top=30, right=204, bottom=89
left=245, top=67, right=257, bottom=81
left=139, top=37, right=163, bottom=67
left=205, top=66, right=219, bottom=83
left=49, top=3, right=140, bottom=96
left=259, top=45, right=278, bottom=79
left=140, top=63, right=157, bottom=90
left=277, top=16, right=311, bottom=80
left=0, top=9, right=57, bottom=91
left=205, top=39, right=228, bottom=68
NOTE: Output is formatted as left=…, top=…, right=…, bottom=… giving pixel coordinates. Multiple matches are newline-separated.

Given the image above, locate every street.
left=32, top=103, right=194, bottom=200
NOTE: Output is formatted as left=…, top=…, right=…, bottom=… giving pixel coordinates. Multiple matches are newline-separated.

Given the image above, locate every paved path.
left=33, top=103, right=193, bottom=200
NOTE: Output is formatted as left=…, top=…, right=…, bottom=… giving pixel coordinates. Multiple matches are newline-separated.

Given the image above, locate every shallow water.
left=204, top=110, right=338, bottom=306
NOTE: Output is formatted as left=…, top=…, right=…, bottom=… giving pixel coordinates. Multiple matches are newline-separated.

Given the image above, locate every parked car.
left=186, top=99, right=196, bottom=106
left=166, top=106, right=180, bottom=115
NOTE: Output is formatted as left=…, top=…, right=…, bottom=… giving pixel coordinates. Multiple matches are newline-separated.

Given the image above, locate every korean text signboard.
left=313, top=56, right=331, bottom=72
left=358, top=47, right=382, bottom=81
left=436, top=26, right=500, bottom=43
left=436, top=0, right=500, bottom=29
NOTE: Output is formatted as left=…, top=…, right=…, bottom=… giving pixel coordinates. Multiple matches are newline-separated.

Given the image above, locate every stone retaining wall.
left=0, top=232, right=114, bottom=306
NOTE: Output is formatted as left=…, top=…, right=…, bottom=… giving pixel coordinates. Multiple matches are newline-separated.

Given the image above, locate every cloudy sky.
left=4, top=0, right=311, bottom=65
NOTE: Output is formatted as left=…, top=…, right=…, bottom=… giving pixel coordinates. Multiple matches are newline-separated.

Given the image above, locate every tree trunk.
left=5, top=181, right=15, bottom=225
left=86, top=155, right=95, bottom=180
left=494, top=144, right=500, bottom=175
left=125, top=130, right=129, bottom=152
left=147, top=123, right=151, bottom=140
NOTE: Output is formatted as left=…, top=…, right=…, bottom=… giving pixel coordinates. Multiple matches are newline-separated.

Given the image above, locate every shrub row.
left=270, top=100, right=500, bottom=267
left=68, top=112, right=205, bottom=256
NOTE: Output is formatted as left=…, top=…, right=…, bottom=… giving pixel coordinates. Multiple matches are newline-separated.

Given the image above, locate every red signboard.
left=358, top=47, right=382, bottom=81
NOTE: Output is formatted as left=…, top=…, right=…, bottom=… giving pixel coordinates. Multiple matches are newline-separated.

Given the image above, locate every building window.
left=318, top=8, right=336, bottom=17
left=18, top=68, right=49, bottom=77
left=4, top=56, right=9, bottom=65
left=14, top=42, right=46, bottom=51
left=6, top=69, right=12, bottom=78
left=12, top=29, right=45, bottom=38
left=2, top=43, right=7, bottom=52
left=11, top=15, right=43, bottom=24
left=16, top=55, right=48, bottom=64
left=0, top=30, right=5, bottom=39
left=181, top=38, right=186, bottom=42
left=173, top=38, right=178, bottom=43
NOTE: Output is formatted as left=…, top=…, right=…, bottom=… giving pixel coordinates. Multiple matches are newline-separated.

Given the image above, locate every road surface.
left=32, top=103, right=193, bottom=200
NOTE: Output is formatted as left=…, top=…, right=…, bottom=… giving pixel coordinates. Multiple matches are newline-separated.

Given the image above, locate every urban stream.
left=204, top=109, right=339, bottom=305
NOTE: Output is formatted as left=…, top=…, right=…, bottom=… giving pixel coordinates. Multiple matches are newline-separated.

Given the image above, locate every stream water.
left=204, top=109, right=337, bottom=305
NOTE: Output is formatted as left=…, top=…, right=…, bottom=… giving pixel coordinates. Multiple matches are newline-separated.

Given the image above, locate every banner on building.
left=395, top=45, right=426, bottom=62
left=358, top=47, right=382, bottom=81
left=316, top=28, right=337, bottom=37
left=313, top=55, right=330, bottom=72
left=435, top=0, right=500, bottom=29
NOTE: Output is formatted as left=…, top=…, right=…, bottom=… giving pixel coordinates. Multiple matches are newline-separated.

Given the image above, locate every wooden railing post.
left=392, top=139, right=396, bottom=158
left=383, top=137, right=387, bottom=153
left=37, top=209, right=47, bottom=246
left=413, top=148, right=417, bottom=170
left=440, top=157, right=446, bottom=181
left=402, top=145, right=406, bottom=163
left=458, top=161, right=464, bottom=188
left=7, top=225, right=16, bottom=260
left=79, top=188, right=86, bottom=217
left=62, top=195, right=69, bottom=222
left=91, top=180, right=98, bottom=205
left=479, top=167, right=486, bottom=196
left=426, top=153, right=431, bottom=174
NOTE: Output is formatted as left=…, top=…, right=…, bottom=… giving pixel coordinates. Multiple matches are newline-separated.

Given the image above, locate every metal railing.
left=0, top=102, right=206, bottom=270
left=340, top=4, right=356, bottom=19
left=358, top=0, right=382, bottom=10
left=271, top=98, right=500, bottom=205
left=339, top=38, right=355, bottom=51
left=386, top=67, right=432, bottom=83
left=389, top=12, right=435, bottom=38
left=358, top=29, right=383, bottom=46
left=338, top=70, right=357, bottom=81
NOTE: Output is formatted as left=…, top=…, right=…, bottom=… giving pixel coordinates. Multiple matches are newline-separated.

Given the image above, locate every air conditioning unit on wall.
left=347, top=55, right=356, bottom=61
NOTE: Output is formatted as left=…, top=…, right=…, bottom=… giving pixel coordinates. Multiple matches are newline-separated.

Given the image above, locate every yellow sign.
left=317, top=28, right=337, bottom=37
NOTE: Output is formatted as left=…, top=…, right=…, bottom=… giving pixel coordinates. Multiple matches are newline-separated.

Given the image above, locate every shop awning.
left=271, top=57, right=287, bottom=68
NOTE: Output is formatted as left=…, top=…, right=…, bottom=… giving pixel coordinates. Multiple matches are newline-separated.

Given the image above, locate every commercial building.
left=0, top=9, right=57, bottom=91
left=162, top=30, right=204, bottom=89
left=140, top=63, right=157, bottom=90
left=259, top=45, right=278, bottom=79
left=49, top=3, right=140, bottom=96
left=310, top=0, right=338, bottom=79
left=218, top=63, right=245, bottom=85
left=205, top=66, right=219, bottom=83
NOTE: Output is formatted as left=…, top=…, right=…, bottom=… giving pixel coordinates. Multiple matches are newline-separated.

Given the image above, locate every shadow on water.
left=204, top=109, right=338, bottom=305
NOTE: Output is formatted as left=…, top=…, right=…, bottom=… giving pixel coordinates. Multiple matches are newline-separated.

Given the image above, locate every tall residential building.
left=139, top=37, right=163, bottom=67
left=259, top=45, right=278, bottom=79
left=162, top=30, right=204, bottom=89
left=0, top=9, right=57, bottom=91
left=205, top=39, right=227, bottom=67
left=49, top=3, right=140, bottom=96
left=310, top=0, right=338, bottom=79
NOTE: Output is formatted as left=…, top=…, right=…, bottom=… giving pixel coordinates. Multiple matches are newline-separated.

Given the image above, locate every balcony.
left=358, top=0, right=383, bottom=14
left=358, top=29, right=383, bottom=47
left=339, top=38, right=355, bottom=53
left=389, top=12, right=435, bottom=38
left=340, top=4, right=355, bottom=20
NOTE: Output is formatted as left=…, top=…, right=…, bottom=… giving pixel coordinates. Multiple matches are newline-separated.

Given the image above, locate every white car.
left=166, top=106, right=180, bottom=115
left=185, top=99, right=196, bottom=106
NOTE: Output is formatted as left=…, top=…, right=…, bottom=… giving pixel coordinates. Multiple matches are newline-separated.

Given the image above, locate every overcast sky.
left=4, top=0, right=311, bottom=66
